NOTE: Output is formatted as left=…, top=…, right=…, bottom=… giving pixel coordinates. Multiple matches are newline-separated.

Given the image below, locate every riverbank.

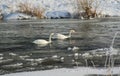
left=0, top=0, right=120, bottom=20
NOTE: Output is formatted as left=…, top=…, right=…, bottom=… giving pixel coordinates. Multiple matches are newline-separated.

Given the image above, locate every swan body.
left=53, top=30, right=75, bottom=40
left=33, top=39, right=50, bottom=45
left=55, top=33, right=68, bottom=40
left=33, top=33, right=54, bottom=45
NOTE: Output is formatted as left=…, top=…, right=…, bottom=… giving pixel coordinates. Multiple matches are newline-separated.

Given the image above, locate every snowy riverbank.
left=0, top=0, right=120, bottom=20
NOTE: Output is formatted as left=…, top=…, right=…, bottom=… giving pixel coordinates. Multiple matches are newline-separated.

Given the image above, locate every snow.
left=0, top=0, right=120, bottom=20
left=3, top=13, right=32, bottom=20
left=45, top=11, right=71, bottom=19
left=98, top=0, right=120, bottom=16
left=1, top=67, right=120, bottom=76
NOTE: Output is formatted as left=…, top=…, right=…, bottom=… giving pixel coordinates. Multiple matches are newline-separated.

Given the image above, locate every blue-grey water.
left=0, top=17, right=120, bottom=75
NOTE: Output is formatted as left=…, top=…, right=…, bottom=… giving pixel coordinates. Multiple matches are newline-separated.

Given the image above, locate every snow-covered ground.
left=98, top=0, right=120, bottom=16
left=0, top=0, right=120, bottom=20
left=1, top=67, right=120, bottom=76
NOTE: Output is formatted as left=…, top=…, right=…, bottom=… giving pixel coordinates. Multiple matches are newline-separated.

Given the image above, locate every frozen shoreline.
left=0, top=0, right=120, bottom=20
left=1, top=67, right=120, bottom=76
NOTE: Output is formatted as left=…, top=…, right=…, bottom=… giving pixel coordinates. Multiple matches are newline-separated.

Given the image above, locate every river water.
left=0, top=17, right=120, bottom=75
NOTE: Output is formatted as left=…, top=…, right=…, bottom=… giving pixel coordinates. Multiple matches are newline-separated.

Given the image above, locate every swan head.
left=70, top=30, right=75, bottom=33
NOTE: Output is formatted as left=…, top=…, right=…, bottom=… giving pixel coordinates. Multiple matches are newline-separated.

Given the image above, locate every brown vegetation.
left=18, top=2, right=45, bottom=19
left=0, top=10, right=3, bottom=20
left=77, top=0, right=101, bottom=19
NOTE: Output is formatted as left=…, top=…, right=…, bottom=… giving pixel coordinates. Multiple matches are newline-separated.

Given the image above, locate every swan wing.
left=33, top=39, right=49, bottom=45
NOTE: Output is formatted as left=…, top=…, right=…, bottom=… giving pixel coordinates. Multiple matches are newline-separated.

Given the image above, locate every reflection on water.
left=0, top=17, right=120, bottom=75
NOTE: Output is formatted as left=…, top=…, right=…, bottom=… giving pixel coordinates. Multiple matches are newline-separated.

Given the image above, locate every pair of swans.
left=33, top=30, right=75, bottom=45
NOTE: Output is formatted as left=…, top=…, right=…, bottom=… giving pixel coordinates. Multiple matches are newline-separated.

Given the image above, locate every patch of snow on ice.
left=1, top=67, right=120, bottom=76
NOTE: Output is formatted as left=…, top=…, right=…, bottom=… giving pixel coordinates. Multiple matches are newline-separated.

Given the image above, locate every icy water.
left=0, top=17, right=120, bottom=75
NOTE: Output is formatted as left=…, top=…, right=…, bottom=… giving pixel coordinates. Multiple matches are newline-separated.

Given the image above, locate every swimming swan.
left=53, top=30, right=75, bottom=40
left=33, top=33, right=54, bottom=45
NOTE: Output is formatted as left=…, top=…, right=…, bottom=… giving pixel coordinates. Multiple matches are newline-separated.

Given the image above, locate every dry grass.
left=77, top=0, right=101, bottom=19
left=18, top=2, right=45, bottom=19
left=77, top=0, right=94, bottom=10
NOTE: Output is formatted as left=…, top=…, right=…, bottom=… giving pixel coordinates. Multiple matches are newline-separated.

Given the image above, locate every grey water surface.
left=0, top=17, right=120, bottom=75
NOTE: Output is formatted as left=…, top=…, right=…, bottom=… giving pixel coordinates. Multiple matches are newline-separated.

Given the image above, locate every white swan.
left=33, top=33, right=54, bottom=45
left=53, top=30, right=75, bottom=40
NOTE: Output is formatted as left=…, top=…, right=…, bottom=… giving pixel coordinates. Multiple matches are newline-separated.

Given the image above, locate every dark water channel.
left=0, top=17, right=120, bottom=75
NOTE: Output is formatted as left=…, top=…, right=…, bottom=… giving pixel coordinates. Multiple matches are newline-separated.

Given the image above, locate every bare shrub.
left=77, top=0, right=101, bottom=19
left=0, top=9, right=3, bottom=20
left=18, top=2, right=45, bottom=19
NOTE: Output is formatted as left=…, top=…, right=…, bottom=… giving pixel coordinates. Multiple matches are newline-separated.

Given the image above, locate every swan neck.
left=69, top=31, right=72, bottom=37
left=110, top=32, right=118, bottom=48
left=49, top=34, right=52, bottom=43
